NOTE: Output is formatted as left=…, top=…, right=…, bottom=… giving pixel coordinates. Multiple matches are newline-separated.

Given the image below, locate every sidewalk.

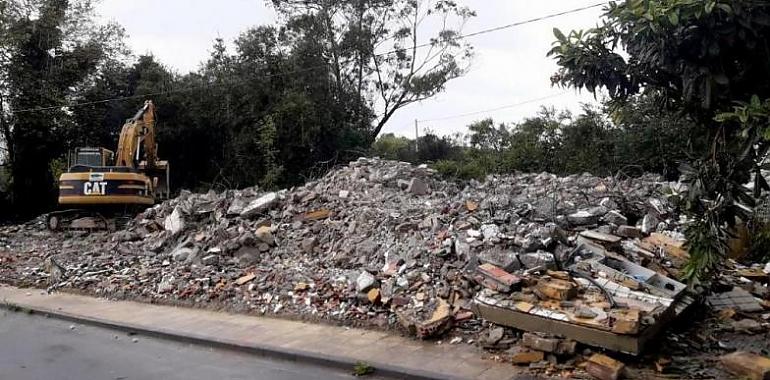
left=0, top=285, right=519, bottom=380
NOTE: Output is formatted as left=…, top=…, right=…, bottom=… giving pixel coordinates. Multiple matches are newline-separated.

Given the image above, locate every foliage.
left=0, top=0, right=127, bottom=217
left=549, top=0, right=770, bottom=281
left=352, top=361, right=374, bottom=377
left=374, top=102, right=705, bottom=182
left=372, top=133, right=416, bottom=161
left=432, top=158, right=488, bottom=180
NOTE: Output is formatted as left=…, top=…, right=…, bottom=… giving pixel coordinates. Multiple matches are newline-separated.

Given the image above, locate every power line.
left=10, top=3, right=605, bottom=115
left=378, top=2, right=605, bottom=55
left=418, top=92, right=569, bottom=123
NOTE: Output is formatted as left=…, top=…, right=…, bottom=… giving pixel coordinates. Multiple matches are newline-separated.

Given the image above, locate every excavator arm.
left=115, top=100, right=158, bottom=168
left=113, top=100, right=170, bottom=199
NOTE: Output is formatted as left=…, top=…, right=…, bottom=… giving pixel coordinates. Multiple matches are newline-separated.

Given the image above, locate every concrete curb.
left=0, top=298, right=461, bottom=380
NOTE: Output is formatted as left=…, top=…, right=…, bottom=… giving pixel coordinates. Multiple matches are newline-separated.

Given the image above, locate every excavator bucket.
left=143, top=160, right=171, bottom=200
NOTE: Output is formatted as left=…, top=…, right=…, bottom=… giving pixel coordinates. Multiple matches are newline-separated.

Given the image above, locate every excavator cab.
left=69, top=147, right=114, bottom=168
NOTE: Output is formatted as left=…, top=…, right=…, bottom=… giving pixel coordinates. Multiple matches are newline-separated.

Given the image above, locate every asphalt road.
left=0, top=310, right=380, bottom=380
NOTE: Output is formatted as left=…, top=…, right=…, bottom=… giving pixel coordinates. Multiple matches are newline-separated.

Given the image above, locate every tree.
left=548, top=0, right=770, bottom=281
left=271, top=0, right=475, bottom=143
left=467, top=118, right=510, bottom=153
left=502, top=108, right=569, bottom=173
left=372, top=133, right=417, bottom=162
left=1, top=0, right=125, bottom=216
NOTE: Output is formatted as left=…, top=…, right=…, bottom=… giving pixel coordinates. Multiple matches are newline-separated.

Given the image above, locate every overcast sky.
left=97, top=0, right=604, bottom=137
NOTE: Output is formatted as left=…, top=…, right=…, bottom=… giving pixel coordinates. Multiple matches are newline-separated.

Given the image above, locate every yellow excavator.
left=47, top=100, right=170, bottom=230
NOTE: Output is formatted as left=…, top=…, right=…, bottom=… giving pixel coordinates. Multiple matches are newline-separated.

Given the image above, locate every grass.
left=352, top=361, right=375, bottom=377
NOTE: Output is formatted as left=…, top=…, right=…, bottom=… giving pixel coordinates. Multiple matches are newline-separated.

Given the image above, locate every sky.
left=97, top=0, right=605, bottom=138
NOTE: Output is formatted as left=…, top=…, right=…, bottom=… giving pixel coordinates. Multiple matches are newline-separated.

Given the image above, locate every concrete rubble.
left=1, top=157, right=769, bottom=378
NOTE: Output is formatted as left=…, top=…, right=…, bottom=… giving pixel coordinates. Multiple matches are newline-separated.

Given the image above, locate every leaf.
left=553, top=28, right=566, bottom=43
left=714, top=112, right=732, bottom=122
left=716, top=3, right=732, bottom=14
left=668, top=11, right=679, bottom=25
left=751, top=95, right=761, bottom=108
left=705, top=1, right=715, bottom=14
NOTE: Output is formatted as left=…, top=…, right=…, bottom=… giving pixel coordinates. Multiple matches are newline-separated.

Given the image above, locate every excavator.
left=47, top=100, right=170, bottom=230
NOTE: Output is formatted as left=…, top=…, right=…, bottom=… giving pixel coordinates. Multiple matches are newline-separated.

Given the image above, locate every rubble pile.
left=1, top=157, right=769, bottom=377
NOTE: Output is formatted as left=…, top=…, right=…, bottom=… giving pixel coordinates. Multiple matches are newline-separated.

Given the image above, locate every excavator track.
left=46, top=209, right=113, bottom=232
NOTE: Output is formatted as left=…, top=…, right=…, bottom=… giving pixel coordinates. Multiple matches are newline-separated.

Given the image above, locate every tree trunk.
left=0, top=93, right=12, bottom=165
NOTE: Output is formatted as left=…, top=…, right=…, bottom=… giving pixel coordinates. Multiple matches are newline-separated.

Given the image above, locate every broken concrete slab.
left=616, top=225, right=643, bottom=239
left=163, top=207, right=185, bottom=235
left=240, top=192, right=278, bottom=218
left=579, top=230, right=622, bottom=245
left=567, top=210, right=600, bottom=225
left=472, top=277, right=696, bottom=355
left=407, top=178, right=430, bottom=196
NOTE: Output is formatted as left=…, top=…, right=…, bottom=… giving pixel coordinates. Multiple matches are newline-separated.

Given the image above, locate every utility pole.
left=414, top=119, right=419, bottom=153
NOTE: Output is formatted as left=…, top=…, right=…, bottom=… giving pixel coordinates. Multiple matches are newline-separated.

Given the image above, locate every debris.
left=474, top=263, right=521, bottom=293
left=367, top=288, right=381, bottom=304
left=519, top=251, right=555, bottom=270
left=641, top=233, right=689, bottom=259
left=488, top=327, right=505, bottom=345
left=732, top=318, right=763, bottom=333
left=201, top=254, right=218, bottom=266
left=615, top=226, right=642, bottom=239
left=708, top=287, right=764, bottom=312
left=478, top=250, right=520, bottom=272
left=510, top=347, right=545, bottom=365
left=586, top=353, right=625, bottom=380
left=356, top=271, right=376, bottom=293
left=301, top=237, right=318, bottom=253
left=720, top=351, right=770, bottom=380
left=568, top=210, right=600, bottom=226
left=579, top=230, right=621, bottom=245
left=641, top=214, right=658, bottom=234
left=602, top=211, right=627, bottom=226
left=522, top=333, right=559, bottom=353
left=0, top=157, right=705, bottom=364
left=255, top=226, right=275, bottom=246
left=163, top=207, right=185, bottom=235
left=302, top=209, right=331, bottom=221
left=240, top=192, right=278, bottom=218
left=399, top=298, right=453, bottom=339
left=535, top=279, right=577, bottom=301
left=157, top=275, right=175, bottom=293
left=235, top=273, right=256, bottom=285
left=407, top=178, right=430, bottom=196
